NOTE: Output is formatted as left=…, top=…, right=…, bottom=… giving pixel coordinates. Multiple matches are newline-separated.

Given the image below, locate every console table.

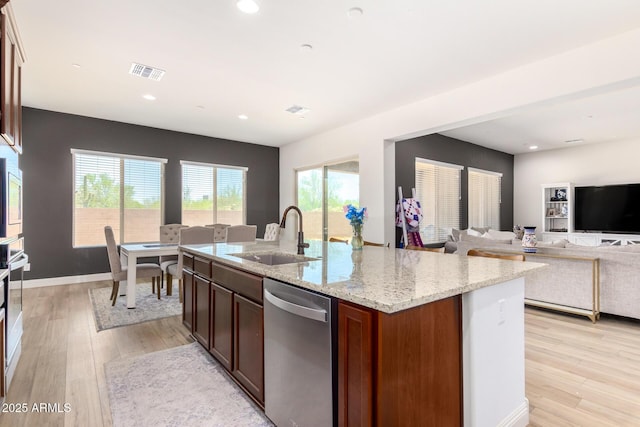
left=471, top=248, right=600, bottom=322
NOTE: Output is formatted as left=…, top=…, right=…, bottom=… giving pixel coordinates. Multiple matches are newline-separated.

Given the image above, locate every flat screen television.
left=574, top=183, right=640, bottom=234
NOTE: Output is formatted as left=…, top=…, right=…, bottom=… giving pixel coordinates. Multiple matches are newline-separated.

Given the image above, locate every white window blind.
left=72, top=149, right=166, bottom=247
left=181, top=161, right=247, bottom=226
left=468, top=168, right=502, bottom=230
left=415, top=158, right=463, bottom=243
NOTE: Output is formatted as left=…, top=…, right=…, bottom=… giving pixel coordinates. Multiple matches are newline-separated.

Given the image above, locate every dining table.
left=119, top=242, right=179, bottom=308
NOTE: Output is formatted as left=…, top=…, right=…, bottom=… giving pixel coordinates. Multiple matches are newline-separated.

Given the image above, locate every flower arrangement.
left=344, top=204, right=367, bottom=250
left=344, top=204, right=367, bottom=226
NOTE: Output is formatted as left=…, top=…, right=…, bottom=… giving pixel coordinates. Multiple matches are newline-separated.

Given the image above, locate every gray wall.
left=395, top=133, right=514, bottom=246
left=21, top=108, right=280, bottom=280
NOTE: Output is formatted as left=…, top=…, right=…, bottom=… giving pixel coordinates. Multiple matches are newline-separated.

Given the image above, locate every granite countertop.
left=181, top=240, right=547, bottom=314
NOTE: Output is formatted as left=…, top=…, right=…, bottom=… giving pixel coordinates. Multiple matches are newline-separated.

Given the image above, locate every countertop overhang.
left=181, top=240, right=547, bottom=314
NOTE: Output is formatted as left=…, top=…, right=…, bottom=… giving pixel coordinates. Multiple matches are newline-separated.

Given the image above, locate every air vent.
left=285, top=105, right=310, bottom=115
left=129, top=63, right=165, bottom=81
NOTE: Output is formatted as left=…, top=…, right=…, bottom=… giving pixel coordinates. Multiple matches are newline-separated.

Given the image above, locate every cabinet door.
left=182, top=271, right=194, bottom=331
left=338, top=301, right=374, bottom=427
left=0, top=12, right=23, bottom=152
left=0, top=308, right=5, bottom=400
left=233, top=294, right=264, bottom=404
left=193, top=275, right=211, bottom=347
left=210, top=282, right=233, bottom=371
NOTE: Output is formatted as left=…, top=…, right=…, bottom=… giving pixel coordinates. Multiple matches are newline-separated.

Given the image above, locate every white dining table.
left=119, top=242, right=179, bottom=309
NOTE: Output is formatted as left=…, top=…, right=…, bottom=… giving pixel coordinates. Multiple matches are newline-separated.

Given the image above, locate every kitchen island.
left=180, top=240, right=545, bottom=427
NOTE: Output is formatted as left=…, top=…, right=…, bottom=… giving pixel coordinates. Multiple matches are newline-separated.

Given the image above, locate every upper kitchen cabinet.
left=0, top=3, right=26, bottom=153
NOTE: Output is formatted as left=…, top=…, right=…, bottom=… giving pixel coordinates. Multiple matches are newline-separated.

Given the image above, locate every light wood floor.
left=0, top=281, right=192, bottom=427
left=0, top=282, right=639, bottom=426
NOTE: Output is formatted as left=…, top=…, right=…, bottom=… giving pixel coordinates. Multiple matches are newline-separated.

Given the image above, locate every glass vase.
left=351, top=223, right=364, bottom=250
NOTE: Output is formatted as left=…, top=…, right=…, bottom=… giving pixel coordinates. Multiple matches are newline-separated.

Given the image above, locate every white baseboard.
left=497, top=398, right=530, bottom=427
left=23, top=272, right=112, bottom=289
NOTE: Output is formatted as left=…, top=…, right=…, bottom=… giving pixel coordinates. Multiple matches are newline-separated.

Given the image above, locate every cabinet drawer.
left=212, top=262, right=263, bottom=304
left=194, top=256, right=212, bottom=278
left=183, top=252, right=194, bottom=272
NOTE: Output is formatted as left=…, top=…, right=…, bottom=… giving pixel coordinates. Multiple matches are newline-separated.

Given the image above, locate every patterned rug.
left=105, top=342, right=273, bottom=427
left=89, top=283, right=182, bottom=331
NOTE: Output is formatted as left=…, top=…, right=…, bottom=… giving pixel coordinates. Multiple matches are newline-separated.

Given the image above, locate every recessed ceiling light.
left=564, top=139, right=583, bottom=144
left=347, top=7, right=364, bottom=19
left=72, top=63, right=81, bottom=68
left=238, top=114, right=249, bottom=120
left=529, top=145, right=538, bottom=150
left=300, top=44, right=313, bottom=53
left=237, top=0, right=259, bottom=14
left=285, top=105, right=311, bottom=116
left=196, top=105, right=205, bottom=109
left=142, top=94, right=156, bottom=101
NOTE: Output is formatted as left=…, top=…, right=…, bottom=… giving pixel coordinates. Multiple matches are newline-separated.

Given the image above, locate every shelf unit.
left=542, top=183, right=573, bottom=234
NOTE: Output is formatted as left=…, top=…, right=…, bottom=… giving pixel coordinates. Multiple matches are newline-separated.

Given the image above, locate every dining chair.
left=467, top=249, right=525, bottom=261
left=104, top=226, right=162, bottom=306
left=225, top=224, right=258, bottom=243
left=159, top=223, right=187, bottom=292
left=166, top=226, right=216, bottom=302
left=205, top=223, right=230, bottom=242
left=263, top=223, right=281, bottom=241
left=406, top=245, right=445, bottom=253
left=364, top=241, right=391, bottom=248
left=329, top=237, right=348, bottom=244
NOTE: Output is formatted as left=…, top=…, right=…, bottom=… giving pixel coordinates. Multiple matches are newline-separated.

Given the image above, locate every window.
left=415, top=158, right=463, bottom=243
left=468, top=167, right=502, bottom=230
left=72, top=149, right=166, bottom=247
left=181, top=161, right=247, bottom=226
left=296, top=160, right=359, bottom=241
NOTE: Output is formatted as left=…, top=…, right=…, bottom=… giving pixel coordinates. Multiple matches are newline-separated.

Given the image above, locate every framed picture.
left=554, top=188, right=567, bottom=201
left=547, top=208, right=557, bottom=217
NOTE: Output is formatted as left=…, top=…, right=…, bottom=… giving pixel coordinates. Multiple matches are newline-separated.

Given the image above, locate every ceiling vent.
left=285, top=105, right=310, bottom=115
left=129, top=63, right=165, bottom=81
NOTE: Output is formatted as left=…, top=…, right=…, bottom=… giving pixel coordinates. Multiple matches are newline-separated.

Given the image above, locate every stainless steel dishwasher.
left=264, top=278, right=336, bottom=427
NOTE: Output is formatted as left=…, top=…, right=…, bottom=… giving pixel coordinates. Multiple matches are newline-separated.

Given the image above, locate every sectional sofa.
left=449, top=232, right=640, bottom=321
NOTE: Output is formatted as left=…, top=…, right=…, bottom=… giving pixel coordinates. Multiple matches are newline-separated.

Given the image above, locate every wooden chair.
left=364, top=241, right=390, bottom=248
left=329, top=237, right=348, bottom=244
left=167, top=226, right=216, bottom=302
left=406, top=245, right=444, bottom=253
left=467, top=249, right=525, bottom=261
left=104, top=226, right=162, bottom=306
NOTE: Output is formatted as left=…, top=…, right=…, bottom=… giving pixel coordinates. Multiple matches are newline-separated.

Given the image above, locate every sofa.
left=449, top=231, right=640, bottom=320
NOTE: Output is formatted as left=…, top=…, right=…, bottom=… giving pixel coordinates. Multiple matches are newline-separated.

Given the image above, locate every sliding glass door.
left=296, top=160, right=359, bottom=241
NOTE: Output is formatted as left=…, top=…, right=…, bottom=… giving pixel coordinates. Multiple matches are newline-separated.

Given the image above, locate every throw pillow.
left=459, top=233, right=512, bottom=246
left=483, top=229, right=517, bottom=240
left=537, top=239, right=568, bottom=248
left=466, top=228, right=483, bottom=237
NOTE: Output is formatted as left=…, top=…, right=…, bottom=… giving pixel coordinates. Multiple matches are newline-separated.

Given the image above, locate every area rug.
left=89, top=283, right=182, bottom=331
left=105, top=342, right=273, bottom=427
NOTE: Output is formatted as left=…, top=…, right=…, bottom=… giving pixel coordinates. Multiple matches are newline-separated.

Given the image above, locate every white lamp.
left=237, top=0, right=259, bottom=14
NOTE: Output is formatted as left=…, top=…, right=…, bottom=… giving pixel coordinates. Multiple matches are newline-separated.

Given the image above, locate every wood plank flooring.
left=0, top=281, right=638, bottom=426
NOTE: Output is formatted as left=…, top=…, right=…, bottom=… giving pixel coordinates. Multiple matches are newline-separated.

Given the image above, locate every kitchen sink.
left=231, top=252, right=319, bottom=266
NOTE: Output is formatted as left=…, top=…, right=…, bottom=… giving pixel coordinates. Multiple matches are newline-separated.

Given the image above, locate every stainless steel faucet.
left=280, top=205, right=310, bottom=255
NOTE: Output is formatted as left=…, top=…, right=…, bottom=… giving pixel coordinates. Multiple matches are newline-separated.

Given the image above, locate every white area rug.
left=89, top=283, right=182, bottom=331
left=105, top=342, right=273, bottom=427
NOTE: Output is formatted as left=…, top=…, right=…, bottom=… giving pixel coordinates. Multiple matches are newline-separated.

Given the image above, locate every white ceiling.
left=11, top=0, right=640, bottom=153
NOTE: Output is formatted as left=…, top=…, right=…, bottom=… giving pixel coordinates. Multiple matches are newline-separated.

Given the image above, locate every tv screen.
left=574, top=184, right=640, bottom=234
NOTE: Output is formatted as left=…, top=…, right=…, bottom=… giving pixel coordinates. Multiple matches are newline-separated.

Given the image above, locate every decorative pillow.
left=444, top=241, right=458, bottom=254
left=459, top=233, right=512, bottom=246
left=466, top=228, right=483, bottom=237
left=450, top=228, right=467, bottom=241
left=471, top=226, right=490, bottom=234
left=483, top=229, right=516, bottom=240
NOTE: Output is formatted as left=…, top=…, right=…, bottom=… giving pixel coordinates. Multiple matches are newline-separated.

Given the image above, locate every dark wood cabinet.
left=210, top=282, right=233, bottom=371
left=193, top=275, right=211, bottom=347
left=338, top=302, right=374, bottom=427
left=338, top=296, right=463, bottom=427
left=233, top=293, right=264, bottom=403
left=0, top=5, right=24, bottom=153
left=182, top=250, right=265, bottom=406
left=182, top=270, right=194, bottom=331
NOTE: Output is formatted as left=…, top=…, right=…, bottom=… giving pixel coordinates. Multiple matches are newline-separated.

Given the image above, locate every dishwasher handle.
left=264, top=289, right=327, bottom=323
